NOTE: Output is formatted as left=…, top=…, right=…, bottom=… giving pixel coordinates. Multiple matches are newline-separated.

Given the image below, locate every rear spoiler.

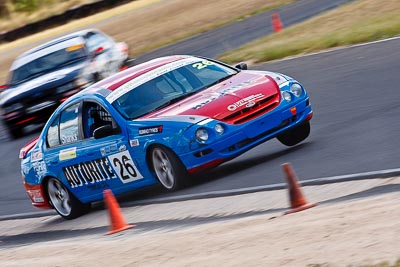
left=19, top=136, right=39, bottom=159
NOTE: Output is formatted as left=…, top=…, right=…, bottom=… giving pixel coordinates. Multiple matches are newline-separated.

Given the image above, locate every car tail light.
left=19, top=136, right=39, bottom=159
left=117, top=42, right=129, bottom=54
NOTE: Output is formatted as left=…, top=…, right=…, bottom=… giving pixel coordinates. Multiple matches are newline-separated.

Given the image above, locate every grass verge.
left=218, top=0, right=400, bottom=64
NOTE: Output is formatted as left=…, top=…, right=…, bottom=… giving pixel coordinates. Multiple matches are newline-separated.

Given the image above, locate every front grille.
left=194, top=148, right=213, bottom=157
left=221, top=94, right=280, bottom=124
left=24, top=90, right=56, bottom=107
left=23, top=81, right=76, bottom=108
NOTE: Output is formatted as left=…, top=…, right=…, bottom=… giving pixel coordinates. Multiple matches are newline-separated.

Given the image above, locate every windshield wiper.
left=203, top=73, right=236, bottom=90
left=153, top=91, right=198, bottom=111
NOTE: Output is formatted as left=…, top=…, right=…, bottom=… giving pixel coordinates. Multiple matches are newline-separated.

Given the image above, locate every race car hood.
left=146, top=71, right=281, bottom=123
left=0, top=62, right=86, bottom=106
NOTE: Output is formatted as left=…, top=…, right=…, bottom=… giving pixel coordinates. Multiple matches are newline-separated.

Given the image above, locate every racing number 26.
left=113, top=155, right=136, bottom=180
left=108, top=151, right=143, bottom=183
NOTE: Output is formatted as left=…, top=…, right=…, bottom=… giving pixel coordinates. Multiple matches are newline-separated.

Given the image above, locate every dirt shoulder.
left=1, top=177, right=399, bottom=267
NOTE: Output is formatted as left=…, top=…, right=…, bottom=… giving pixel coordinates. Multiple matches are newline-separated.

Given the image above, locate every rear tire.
left=277, top=121, right=310, bottom=146
left=46, top=177, right=87, bottom=220
left=150, top=146, right=187, bottom=191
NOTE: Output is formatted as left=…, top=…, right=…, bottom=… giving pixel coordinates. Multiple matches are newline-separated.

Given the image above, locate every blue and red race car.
left=19, top=55, right=313, bottom=219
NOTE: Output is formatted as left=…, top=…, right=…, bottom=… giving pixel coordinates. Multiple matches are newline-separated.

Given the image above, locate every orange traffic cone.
left=282, top=163, right=317, bottom=214
left=272, top=13, right=283, bottom=32
left=103, top=189, right=135, bottom=235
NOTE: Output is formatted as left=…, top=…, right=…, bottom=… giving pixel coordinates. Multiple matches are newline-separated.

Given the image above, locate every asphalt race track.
left=136, top=0, right=356, bottom=63
left=0, top=2, right=399, bottom=218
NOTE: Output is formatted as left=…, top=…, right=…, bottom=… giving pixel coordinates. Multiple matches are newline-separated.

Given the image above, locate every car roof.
left=10, top=29, right=104, bottom=71
left=19, top=28, right=101, bottom=57
left=65, top=55, right=200, bottom=105
left=92, top=55, right=191, bottom=91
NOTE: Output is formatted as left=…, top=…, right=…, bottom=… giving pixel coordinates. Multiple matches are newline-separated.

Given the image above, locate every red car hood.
left=145, top=71, right=281, bottom=124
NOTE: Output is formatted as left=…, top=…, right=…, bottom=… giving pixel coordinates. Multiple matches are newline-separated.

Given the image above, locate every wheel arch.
left=40, top=175, right=54, bottom=208
left=145, top=142, right=188, bottom=175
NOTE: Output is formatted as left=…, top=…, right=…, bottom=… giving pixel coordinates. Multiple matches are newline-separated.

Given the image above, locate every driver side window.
left=59, top=103, right=81, bottom=145
left=46, top=102, right=82, bottom=148
left=82, top=102, right=115, bottom=138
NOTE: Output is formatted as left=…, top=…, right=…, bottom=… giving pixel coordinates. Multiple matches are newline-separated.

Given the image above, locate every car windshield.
left=9, top=43, right=87, bottom=85
left=112, top=59, right=238, bottom=120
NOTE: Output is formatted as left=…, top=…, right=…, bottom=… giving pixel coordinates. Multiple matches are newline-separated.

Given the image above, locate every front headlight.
left=282, top=91, right=292, bottom=102
left=214, top=123, right=224, bottom=135
left=196, top=128, right=209, bottom=143
left=290, top=83, right=303, bottom=97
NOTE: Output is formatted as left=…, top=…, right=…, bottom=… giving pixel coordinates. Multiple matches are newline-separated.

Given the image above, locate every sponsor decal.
left=192, top=81, right=253, bottom=110
left=100, top=144, right=118, bottom=156
left=61, top=134, right=78, bottom=145
left=219, top=81, right=252, bottom=96
left=63, top=151, right=143, bottom=188
left=59, top=147, right=77, bottom=161
left=227, top=93, right=264, bottom=111
left=66, top=43, right=84, bottom=52
left=191, top=60, right=214, bottom=70
left=139, top=126, right=163, bottom=135
left=32, top=161, right=47, bottom=178
left=30, top=150, right=43, bottom=162
left=27, top=189, right=45, bottom=203
left=192, top=95, right=219, bottom=110
left=130, top=139, right=139, bottom=147
left=119, top=145, right=126, bottom=152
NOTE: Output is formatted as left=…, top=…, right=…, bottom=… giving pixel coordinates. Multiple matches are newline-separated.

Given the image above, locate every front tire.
left=46, top=177, right=87, bottom=220
left=150, top=146, right=187, bottom=191
left=277, top=121, right=310, bottom=146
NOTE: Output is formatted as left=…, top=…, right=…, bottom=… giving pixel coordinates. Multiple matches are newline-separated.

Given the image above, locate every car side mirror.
left=235, top=62, right=248, bottom=70
left=235, top=62, right=247, bottom=70
left=93, top=125, right=114, bottom=139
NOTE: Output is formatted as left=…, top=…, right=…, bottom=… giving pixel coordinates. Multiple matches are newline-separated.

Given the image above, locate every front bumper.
left=2, top=103, right=58, bottom=129
left=182, top=97, right=312, bottom=173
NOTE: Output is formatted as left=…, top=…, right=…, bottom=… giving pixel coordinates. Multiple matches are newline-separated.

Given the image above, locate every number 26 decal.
left=108, top=151, right=143, bottom=183
left=192, top=60, right=214, bottom=70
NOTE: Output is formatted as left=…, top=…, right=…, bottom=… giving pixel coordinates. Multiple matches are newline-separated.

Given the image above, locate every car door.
left=75, top=100, right=147, bottom=203
left=45, top=100, right=146, bottom=204
left=44, top=101, right=91, bottom=202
